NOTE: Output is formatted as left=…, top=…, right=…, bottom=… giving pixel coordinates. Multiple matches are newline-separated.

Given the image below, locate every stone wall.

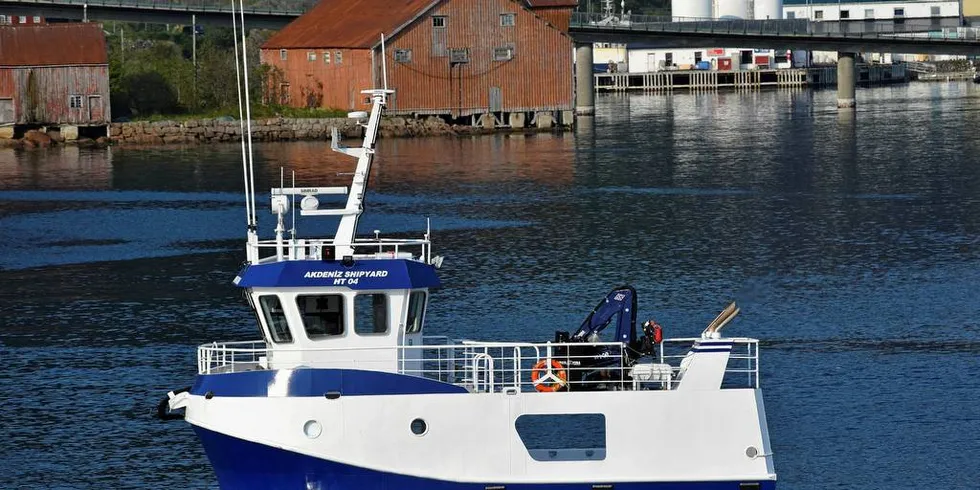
left=108, top=114, right=558, bottom=145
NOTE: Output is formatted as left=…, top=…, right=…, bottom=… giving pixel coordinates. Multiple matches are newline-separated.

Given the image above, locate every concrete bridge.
left=0, top=0, right=312, bottom=29
left=568, top=12, right=980, bottom=114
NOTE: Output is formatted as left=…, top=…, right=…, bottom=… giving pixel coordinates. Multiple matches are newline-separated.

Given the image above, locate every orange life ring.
left=530, top=359, right=567, bottom=392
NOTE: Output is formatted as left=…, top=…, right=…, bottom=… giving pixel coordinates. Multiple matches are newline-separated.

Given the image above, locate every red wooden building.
left=261, top=0, right=577, bottom=127
left=0, top=23, right=110, bottom=132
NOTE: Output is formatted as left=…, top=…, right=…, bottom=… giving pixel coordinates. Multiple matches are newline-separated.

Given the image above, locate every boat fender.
left=156, top=386, right=190, bottom=421
left=530, top=359, right=567, bottom=392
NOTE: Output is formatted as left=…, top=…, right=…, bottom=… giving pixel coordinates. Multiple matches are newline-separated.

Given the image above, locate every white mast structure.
left=232, top=19, right=395, bottom=264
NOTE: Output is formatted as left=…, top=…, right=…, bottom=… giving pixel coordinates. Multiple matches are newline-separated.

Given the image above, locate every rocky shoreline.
left=0, top=114, right=568, bottom=149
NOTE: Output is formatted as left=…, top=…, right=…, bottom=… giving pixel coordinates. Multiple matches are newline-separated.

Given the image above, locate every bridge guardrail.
left=7, top=0, right=315, bottom=16
left=570, top=12, right=980, bottom=42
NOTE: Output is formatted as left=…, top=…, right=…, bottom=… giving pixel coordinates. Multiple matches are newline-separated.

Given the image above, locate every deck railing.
left=197, top=337, right=761, bottom=392
left=249, top=236, right=432, bottom=263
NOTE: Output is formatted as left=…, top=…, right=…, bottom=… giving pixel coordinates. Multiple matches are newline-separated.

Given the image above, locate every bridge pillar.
left=837, top=52, right=856, bottom=109
left=575, top=43, right=595, bottom=116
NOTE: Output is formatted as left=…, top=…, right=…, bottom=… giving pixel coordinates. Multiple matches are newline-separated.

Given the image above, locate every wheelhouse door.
left=398, top=290, right=428, bottom=376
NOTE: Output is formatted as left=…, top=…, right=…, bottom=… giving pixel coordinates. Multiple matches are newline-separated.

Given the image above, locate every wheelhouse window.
left=354, top=294, right=389, bottom=335
left=297, top=294, right=345, bottom=338
left=406, top=291, right=427, bottom=334
left=259, top=295, right=292, bottom=343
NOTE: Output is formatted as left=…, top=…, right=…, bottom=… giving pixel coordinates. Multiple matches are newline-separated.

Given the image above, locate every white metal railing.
left=659, top=337, right=760, bottom=389
left=249, top=236, right=431, bottom=263
left=198, top=337, right=759, bottom=393
left=196, top=337, right=761, bottom=392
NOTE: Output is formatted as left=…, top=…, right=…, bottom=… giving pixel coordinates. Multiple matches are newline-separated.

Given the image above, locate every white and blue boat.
left=162, top=80, right=777, bottom=489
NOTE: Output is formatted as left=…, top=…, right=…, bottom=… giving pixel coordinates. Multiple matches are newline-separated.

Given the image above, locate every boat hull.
left=196, top=425, right=776, bottom=490
left=181, top=369, right=775, bottom=489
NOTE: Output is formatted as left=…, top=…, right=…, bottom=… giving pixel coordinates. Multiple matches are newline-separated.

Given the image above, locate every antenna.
left=230, top=0, right=251, bottom=229
left=381, top=33, right=388, bottom=91
left=290, top=170, right=296, bottom=240
left=239, top=0, right=257, bottom=230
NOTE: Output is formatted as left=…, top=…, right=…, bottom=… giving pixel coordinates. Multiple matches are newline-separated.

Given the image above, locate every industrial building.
left=0, top=23, right=110, bottom=138
left=261, top=0, right=577, bottom=127
left=621, top=0, right=794, bottom=74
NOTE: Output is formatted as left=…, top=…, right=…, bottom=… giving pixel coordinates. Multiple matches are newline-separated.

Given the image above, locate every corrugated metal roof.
left=525, top=0, right=579, bottom=7
left=0, top=23, right=107, bottom=67
left=262, top=0, right=439, bottom=49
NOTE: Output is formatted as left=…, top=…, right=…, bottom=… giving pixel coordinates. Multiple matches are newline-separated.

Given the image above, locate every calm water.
left=2, top=83, right=980, bottom=489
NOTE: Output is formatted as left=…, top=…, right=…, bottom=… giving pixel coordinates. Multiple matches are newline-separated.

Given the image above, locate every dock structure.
left=594, top=64, right=908, bottom=92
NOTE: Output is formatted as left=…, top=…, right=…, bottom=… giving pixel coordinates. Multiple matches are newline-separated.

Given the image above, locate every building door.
left=0, top=98, right=13, bottom=123
left=489, top=87, right=502, bottom=112
left=88, top=96, right=103, bottom=122
left=647, top=53, right=657, bottom=72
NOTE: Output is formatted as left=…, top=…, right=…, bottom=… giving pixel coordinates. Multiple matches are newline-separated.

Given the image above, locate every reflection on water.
left=1, top=83, right=980, bottom=489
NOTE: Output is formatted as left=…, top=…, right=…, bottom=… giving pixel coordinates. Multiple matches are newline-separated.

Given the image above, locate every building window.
left=449, top=48, right=470, bottom=64
left=307, top=51, right=316, bottom=61
left=432, top=15, right=447, bottom=28
left=354, top=294, right=388, bottom=335
left=335, top=51, right=342, bottom=64
left=33, top=16, right=41, bottom=24
left=500, top=13, right=516, bottom=27
left=259, top=295, right=293, bottom=343
left=394, top=48, right=412, bottom=63
left=864, top=9, right=874, bottom=19
left=0, top=15, right=8, bottom=25
left=786, top=11, right=795, bottom=19
left=840, top=10, right=849, bottom=19
left=694, top=51, right=702, bottom=63
left=894, top=8, right=904, bottom=17
left=69, top=95, right=84, bottom=109
left=406, top=291, right=427, bottom=334
left=814, top=10, right=823, bottom=20
left=296, top=294, right=345, bottom=339
left=931, top=6, right=941, bottom=17
left=493, top=46, right=514, bottom=61
left=18, top=16, right=26, bottom=24
left=280, top=49, right=287, bottom=60
left=323, top=51, right=330, bottom=64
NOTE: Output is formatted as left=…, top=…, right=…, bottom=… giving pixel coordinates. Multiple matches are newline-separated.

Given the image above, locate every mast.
left=331, top=89, right=390, bottom=258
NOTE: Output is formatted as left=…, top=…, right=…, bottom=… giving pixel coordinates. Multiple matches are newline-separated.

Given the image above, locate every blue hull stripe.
left=194, top=427, right=776, bottom=490
left=190, top=368, right=468, bottom=397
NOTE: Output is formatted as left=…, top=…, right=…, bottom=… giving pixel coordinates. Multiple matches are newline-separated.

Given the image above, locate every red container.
left=717, top=57, right=733, bottom=71
left=754, top=55, right=771, bottom=68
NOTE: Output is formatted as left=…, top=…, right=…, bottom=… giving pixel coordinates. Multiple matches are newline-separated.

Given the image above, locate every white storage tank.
left=715, top=0, right=750, bottom=19
left=753, top=0, right=782, bottom=20
left=672, top=0, right=712, bottom=20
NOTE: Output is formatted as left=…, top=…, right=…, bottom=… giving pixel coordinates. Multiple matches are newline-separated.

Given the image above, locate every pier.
left=593, top=64, right=909, bottom=92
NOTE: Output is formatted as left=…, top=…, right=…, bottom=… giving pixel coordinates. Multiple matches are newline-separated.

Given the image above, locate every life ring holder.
left=530, top=359, right=567, bottom=392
